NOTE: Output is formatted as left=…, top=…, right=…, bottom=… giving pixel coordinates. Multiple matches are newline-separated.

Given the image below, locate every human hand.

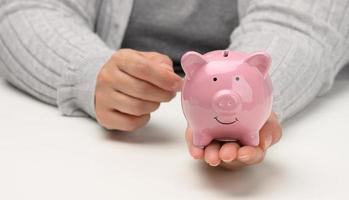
left=95, top=49, right=183, bottom=131
left=185, top=112, right=282, bottom=170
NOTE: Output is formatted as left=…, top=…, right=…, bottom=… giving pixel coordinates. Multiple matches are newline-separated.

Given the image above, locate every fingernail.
left=222, top=158, right=234, bottom=163
left=160, top=63, right=173, bottom=71
left=264, top=133, right=272, bottom=150
left=209, top=161, right=221, bottom=167
left=238, top=154, right=250, bottom=162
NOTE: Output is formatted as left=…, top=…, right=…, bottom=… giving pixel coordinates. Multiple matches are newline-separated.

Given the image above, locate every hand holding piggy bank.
left=181, top=50, right=273, bottom=148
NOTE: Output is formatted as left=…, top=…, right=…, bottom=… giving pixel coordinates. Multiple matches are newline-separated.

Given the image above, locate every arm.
left=0, top=0, right=114, bottom=117
left=231, top=0, right=349, bottom=122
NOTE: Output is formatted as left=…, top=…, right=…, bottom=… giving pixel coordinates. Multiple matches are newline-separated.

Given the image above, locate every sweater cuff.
left=57, top=49, right=115, bottom=118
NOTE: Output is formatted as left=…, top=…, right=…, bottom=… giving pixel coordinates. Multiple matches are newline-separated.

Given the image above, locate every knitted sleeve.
left=0, top=0, right=114, bottom=118
left=230, top=0, right=349, bottom=122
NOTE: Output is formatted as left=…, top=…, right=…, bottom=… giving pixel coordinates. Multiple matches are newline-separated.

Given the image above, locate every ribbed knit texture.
left=0, top=0, right=348, bottom=123
left=232, top=0, right=349, bottom=121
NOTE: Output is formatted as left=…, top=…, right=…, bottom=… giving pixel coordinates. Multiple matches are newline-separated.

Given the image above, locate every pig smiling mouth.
left=214, top=117, right=239, bottom=125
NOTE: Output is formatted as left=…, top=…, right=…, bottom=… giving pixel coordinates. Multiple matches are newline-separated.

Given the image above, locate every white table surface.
left=0, top=66, right=349, bottom=200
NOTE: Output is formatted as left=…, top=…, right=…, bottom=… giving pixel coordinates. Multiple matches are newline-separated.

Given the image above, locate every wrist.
left=57, top=49, right=115, bottom=118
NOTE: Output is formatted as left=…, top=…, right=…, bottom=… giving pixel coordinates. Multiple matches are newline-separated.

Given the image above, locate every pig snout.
left=212, top=90, right=241, bottom=115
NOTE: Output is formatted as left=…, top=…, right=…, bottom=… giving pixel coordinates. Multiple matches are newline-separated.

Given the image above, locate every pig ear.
left=181, top=51, right=207, bottom=80
left=244, top=52, right=272, bottom=77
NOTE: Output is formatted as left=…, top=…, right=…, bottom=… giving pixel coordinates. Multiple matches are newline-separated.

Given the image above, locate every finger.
left=259, top=112, right=283, bottom=150
left=113, top=49, right=182, bottom=91
left=113, top=69, right=176, bottom=102
left=269, top=112, right=283, bottom=144
left=204, top=142, right=221, bottom=166
left=219, top=142, right=240, bottom=163
left=109, top=91, right=160, bottom=116
left=97, top=109, right=150, bottom=132
left=138, top=51, right=173, bottom=71
left=237, top=146, right=265, bottom=165
left=185, top=126, right=204, bottom=160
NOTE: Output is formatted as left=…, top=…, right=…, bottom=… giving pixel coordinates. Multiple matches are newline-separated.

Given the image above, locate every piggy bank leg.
left=192, top=131, right=213, bottom=148
left=240, top=132, right=259, bottom=147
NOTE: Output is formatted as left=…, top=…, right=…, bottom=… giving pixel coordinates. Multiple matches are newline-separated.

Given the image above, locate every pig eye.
left=235, top=76, right=240, bottom=81
left=213, top=77, right=218, bottom=82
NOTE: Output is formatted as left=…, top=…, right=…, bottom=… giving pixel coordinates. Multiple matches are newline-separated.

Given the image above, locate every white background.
left=0, top=66, right=348, bottom=200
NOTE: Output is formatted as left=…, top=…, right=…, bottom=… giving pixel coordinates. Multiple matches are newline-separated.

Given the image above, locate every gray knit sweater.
left=121, top=0, right=240, bottom=70
left=0, top=0, right=348, bottom=123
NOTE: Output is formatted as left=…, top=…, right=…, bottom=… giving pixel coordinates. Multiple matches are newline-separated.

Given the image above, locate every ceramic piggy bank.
left=181, top=50, right=273, bottom=147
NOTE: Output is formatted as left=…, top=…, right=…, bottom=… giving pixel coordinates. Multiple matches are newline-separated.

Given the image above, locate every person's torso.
left=120, top=0, right=239, bottom=71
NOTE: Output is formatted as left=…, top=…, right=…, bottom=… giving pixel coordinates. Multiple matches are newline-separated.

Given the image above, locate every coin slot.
left=223, top=50, right=229, bottom=57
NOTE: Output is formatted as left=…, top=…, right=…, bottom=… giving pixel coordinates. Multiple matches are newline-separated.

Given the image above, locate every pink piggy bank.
left=181, top=50, right=273, bottom=148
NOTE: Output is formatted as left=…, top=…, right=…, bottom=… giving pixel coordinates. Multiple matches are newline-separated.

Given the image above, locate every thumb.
left=259, top=112, right=283, bottom=151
